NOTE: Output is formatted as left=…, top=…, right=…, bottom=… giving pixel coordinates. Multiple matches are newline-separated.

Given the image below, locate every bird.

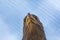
left=22, top=13, right=46, bottom=40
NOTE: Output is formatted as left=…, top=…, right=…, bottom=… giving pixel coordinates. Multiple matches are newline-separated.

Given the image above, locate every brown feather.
left=22, top=13, right=46, bottom=40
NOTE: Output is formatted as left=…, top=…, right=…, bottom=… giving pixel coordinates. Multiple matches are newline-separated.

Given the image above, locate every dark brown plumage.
left=22, top=13, right=46, bottom=40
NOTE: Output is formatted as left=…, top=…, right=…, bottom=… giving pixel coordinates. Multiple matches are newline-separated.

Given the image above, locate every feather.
left=22, top=13, right=46, bottom=40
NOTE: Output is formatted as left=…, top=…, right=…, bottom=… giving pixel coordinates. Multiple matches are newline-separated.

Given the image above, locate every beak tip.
left=28, top=13, right=30, bottom=15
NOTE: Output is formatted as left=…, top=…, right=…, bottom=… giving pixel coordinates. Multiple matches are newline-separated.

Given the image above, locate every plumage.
left=22, top=13, right=46, bottom=40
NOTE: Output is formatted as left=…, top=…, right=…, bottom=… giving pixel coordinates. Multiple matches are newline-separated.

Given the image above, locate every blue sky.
left=0, top=0, right=60, bottom=40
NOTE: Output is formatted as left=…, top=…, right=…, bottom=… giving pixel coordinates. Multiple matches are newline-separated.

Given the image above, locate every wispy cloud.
left=47, top=0, right=60, bottom=11
left=0, top=16, right=18, bottom=40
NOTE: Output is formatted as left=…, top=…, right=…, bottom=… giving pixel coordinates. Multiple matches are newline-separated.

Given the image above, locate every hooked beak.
left=26, top=13, right=31, bottom=25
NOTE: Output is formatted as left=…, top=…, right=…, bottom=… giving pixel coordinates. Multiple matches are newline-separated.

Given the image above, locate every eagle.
left=22, top=13, right=46, bottom=40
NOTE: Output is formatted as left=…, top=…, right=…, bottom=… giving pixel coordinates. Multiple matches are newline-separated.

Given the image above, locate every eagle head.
left=23, top=13, right=46, bottom=40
